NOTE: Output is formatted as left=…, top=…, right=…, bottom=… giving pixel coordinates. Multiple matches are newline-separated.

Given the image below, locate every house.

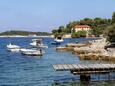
left=71, top=25, right=91, bottom=33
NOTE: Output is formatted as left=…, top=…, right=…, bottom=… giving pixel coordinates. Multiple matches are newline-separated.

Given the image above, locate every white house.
left=71, top=25, right=91, bottom=33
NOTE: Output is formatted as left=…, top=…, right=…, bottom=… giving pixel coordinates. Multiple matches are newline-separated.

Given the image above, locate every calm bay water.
left=0, top=37, right=115, bottom=86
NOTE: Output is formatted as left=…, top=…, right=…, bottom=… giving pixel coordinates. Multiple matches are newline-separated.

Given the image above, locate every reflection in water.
left=52, top=80, right=115, bottom=86
left=52, top=73, right=115, bottom=86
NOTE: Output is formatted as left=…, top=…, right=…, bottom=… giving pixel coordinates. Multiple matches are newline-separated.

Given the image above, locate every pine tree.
left=112, top=12, right=115, bottom=24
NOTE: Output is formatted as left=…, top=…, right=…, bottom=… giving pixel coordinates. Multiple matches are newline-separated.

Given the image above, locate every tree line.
left=0, top=30, right=51, bottom=36
left=52, top=12, right=115, bottom=42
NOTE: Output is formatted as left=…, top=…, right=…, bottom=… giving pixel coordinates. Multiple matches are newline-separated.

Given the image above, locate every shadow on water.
left=52, top=73, right=115, bottom=86
left=52, top=80, right=115, bottom=86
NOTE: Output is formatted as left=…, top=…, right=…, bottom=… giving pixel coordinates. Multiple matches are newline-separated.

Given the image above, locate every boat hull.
left=7, top=48, right=20, bottom=52
left=30, top=45, right=48, bottom=48
left=30, top=41, right=48, bottom=48
left=7, top=43, right=20, bottom=52
left=20, top=49, right=43, bottom=56
left=54, top=39, right=63, bottom=43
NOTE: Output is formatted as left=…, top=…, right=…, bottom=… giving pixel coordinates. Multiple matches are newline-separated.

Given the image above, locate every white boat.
left=20, top=48, right=44, bottom=56
left=30, top=39, right=48, bottom=48
left=54, top=36, right=64, bottom=43
left=7, top=43, right=20, bottom=52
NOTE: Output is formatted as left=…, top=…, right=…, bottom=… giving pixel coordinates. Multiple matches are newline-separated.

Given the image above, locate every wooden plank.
left=106, top=64, right=115, bottom=68
left=99, top=64, right=109, bottom=69
left=94, top=64, right=103, bottom=68
left=53, top=65, right=59, bottom=70
left=81, top=64, right=89, bottom=69
left=88, top=64, right=99, bottom=71
left=77, top=64, right=85, bottom=69
left=107, top=64, right=115, bottom=69
left=72, top=64, right=79, bottom=69
left=86, top=64, right=93, bottom=69
left=53, top=64, right=115, bottom=73
left=112, top=64, right=115, bottom=67
left=102, top=64, right=110, bottom=67
left=81, top=64, right=87, bottom=69
left=87, top=64, right=96, bottom=69
left=63, top=64, right=70, bottom=70
left=92, top=64, right=100, bottom=68
left=76, top=64, right=80, bottom=68
left=67, top=64, right=74, bottom=69
left=57, top=65, right=64, bottom=70
left=111, top=64, right=115, bottom=68
left=101, top=64, right=109, bottom=69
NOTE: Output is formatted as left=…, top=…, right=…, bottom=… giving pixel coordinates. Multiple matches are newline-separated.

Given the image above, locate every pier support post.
left=80, top=74, right=91, bottom=81
left=70, top=70, right=91, bottom=81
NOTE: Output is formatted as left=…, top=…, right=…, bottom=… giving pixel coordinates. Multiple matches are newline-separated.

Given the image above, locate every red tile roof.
left=74, top=25, right=91, bottom=28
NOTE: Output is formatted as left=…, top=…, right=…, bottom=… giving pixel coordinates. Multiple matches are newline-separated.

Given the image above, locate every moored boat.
left=54, top=36, right=64, bottom=43
left=30, top=38, right=48, bottom=48
left=20, top=48, right=44, bottom=56
left=7, top=43, right=20, bottom=52
left=51, top=35, right=64, bottom=45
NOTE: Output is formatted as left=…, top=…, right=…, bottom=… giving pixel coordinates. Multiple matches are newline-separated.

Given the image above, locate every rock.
left=56, top=47, right=74, bottom=51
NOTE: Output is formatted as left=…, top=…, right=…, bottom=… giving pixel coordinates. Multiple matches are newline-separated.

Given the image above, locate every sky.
left=0, top=0, right=115, bottom=32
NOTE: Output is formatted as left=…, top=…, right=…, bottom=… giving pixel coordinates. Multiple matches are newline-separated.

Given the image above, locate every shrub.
left=71, top=30, right=87, bottom=38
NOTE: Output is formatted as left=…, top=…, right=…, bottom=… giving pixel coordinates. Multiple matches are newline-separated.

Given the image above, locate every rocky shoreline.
left=56, top=38, right=115, bottom=61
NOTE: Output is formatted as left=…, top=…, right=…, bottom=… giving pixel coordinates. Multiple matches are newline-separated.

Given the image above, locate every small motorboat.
left=30, top=38, right=48, bottom=48
left=7, top=43, right=20, bottom=52
left=20, top=48, right=44, bottom=56
left=51, top=35, right=64, bottom=45
left=54, top=36, right=64, bottom=43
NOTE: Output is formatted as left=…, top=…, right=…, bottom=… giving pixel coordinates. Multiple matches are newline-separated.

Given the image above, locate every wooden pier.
left=53, top=63, right=115, bottom=81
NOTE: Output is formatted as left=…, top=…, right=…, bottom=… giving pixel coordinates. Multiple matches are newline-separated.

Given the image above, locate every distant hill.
left=0, top=30, right=51, bottom=36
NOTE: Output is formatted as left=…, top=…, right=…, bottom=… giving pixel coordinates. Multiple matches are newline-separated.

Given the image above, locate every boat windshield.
left=57, top=36, right=62, bottom=40
left=36, top=40, right=42, bottom=44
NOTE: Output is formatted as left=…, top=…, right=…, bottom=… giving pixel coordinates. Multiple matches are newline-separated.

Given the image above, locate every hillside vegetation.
left=52, top=12, right=115, bottom=42
left=0, top=30, right=51, bottom=36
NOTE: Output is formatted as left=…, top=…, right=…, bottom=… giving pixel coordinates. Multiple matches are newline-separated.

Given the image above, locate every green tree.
left=52, top=29, right=58, bottom=34
left=112, top=12, right=115, bottom=24
left=71, top=30, right=87, bottom=38
left=79, top=18, right=93, bottom=26
left=90, top=26, right=106, bottom=37
left=51, top=12, right=113, bottom=37
left=66, top=21, right=79, bottom=33
left=104, top=24, right=115, bottom=42
left=58, top=26, right=65, bottom=33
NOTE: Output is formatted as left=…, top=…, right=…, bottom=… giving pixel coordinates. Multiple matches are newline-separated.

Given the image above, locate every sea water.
left=0, top=37, right=115, bottom=86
